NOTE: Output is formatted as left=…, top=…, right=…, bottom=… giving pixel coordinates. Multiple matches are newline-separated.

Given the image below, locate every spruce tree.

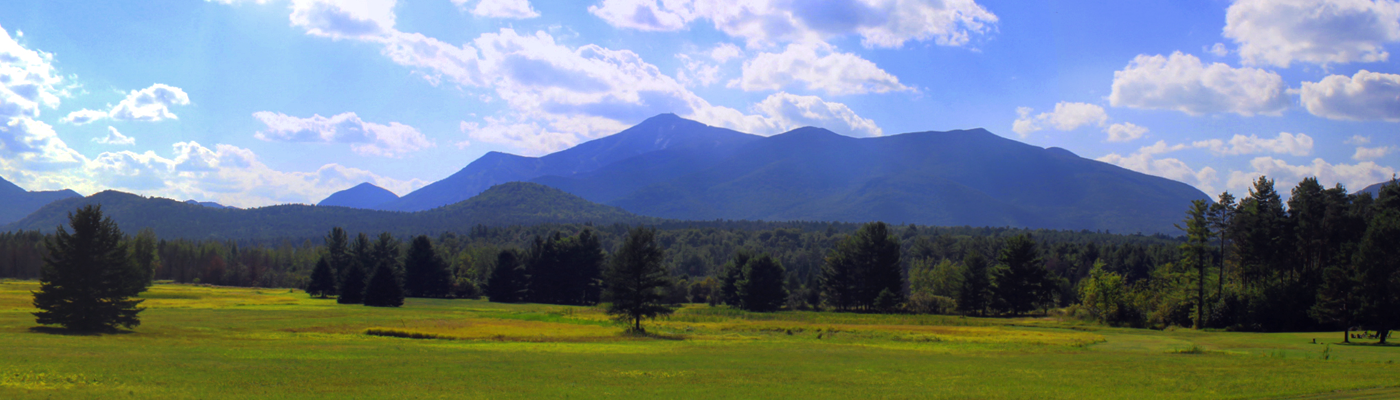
left=1355, top=180, right=1400, bottom=344
left=719, top=250, right=752, bottom=306
left=957, top=250, right=991, bottom=316
left=737, top=254, right=787, bottom=312
left=325, top=227, right=352, bottom=282
left=487, top=250, right=527, bottom=303
left=1177, top=199, right=1211, bottom=329
left=306, top=256, right=337, bottom=298
left=602, top=226, right=673, bottom=332
left=993, top=234, right=1050, bottom=316
left=821, top=222, right=902, bottom=311
left=403, top=235, right=452, bottom=298
left=363, top=261, right=405, bottom=307
left=337, top=258, right=367, bottom=304
left=127, top=228, right=159, bottom=293
left=33, top=205, right=147, bottom=332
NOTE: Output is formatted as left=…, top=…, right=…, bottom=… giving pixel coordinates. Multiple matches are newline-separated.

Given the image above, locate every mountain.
left=4, top=183, right=647, bottom=240
left=608, top=126, right=1208, bottom=234
left=377, top=113, right=759, bottom=211
left=0, top=176, right=81, bottom=226
left=185, top=200, right=235, bottom=209
left=318, top=182, right=399, bottom=209
left=1355, top=180, right=1397, bottom=198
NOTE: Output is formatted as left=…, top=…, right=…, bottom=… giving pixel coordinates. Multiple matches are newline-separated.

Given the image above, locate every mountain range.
left=330, top=114, right=1210, bottom=234
left=0, top=176, right=81, bottom=226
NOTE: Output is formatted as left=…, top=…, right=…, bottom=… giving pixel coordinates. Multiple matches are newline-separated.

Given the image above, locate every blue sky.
left=0, top=0, right=1397, bottom=207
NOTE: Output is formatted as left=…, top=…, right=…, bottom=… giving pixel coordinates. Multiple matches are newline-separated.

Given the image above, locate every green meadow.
left=1, top=281, right=1397, bottom=399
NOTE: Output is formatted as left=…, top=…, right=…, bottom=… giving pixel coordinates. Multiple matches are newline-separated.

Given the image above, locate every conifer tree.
left=737, top=254, right=787, bottom=312
left=993, top=234, right=1049, bottom=316
left=1355, top=180, right=1400, bottom=344
left=1178, top=199, right=1211, bottom=329
left=486, top=250, right=527, bottom=303
left=403, top=235, right=452, bottom=298
left=33, top=205, right=147, bottom=331
left=306, top=256, right=337, bottom=298
left=363, top=260, right=405, bottom=307
left=602, top=226, right=673, bottom=332
left=719, top=250, right=752, bottom=306
left=325, top=227, right=352, bottom=281
left=337, top=256, right=367, bottom=304
left=821, top=222, right=902, bottom=311
left=127, top=228, right=159, bottom=293
left=957, top=251, right=991, bottom=316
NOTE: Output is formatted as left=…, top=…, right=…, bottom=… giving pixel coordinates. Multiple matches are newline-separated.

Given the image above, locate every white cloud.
left=94, top=126, right=135, bottom=146
left=752, top=91, right=882, bottom=137
left=1299, top=70, right=1400, bottom=122
left=709, top=43, right=743, bottom=62
left=1109, top=52, right=1290, bottom=116
left=1224, top=0, right=1400, bottom=68
left=1191, top=132, right=1314, bottom=156
left=1355, top=145, right=1395, bottom=160
left=1097, top=141, right=1219, bottom=194
left=1226, top=156, right=1396, bottom=194
left=586, top=0, right=998, bottom=49
left=454, top=0, right=540, bottom=19
left=1347, top=134, right=1372, bottom=145
left=1011, top=102, right=1108, bottom=136
left=676, top=53, right=723, bottom=87
left=289, top=0, right=398, bottom=40
left=1207, top=43, right=1230, bottom=57
left=252, top=111, right=434, bottom=157
left=0, top=26, right=84, bottom=174
left=459, top=118, right=579, bottom=156
left=59, top=109, right=108, bottom=125
left=1106, top=122, right=1148, bottom=142
left=108, top=84, right=191, bottom=122
left=733, top=43, right=913, bottom=95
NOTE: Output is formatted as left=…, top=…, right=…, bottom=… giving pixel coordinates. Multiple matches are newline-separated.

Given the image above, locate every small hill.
left=3, top=183, right=648, bottom=240
left=318, top=183, right=399, bottom=209
left=185, top=200, right=236, bottom=209
left=378, top=113, right=759, bottom=211
left=1355, top=180, right=1398, bottom=198
left=0, top=175, right=81, bottom=225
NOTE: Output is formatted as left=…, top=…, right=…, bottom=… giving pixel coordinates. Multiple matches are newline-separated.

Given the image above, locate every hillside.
left=4, top=183, right=647, bottom=240
left=1356, top=180, right=1397, bottom=197
left=375, top=113, right=759, bottom=211
left=318, top=182, right=399, bottom=209
left=0, top=176, right=81, bottom=225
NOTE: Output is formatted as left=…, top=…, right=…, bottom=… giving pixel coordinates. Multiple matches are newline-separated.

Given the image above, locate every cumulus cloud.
left=1355, top=146, right=1395, bottom=160
left=1224, top=0, right=1400, bottom=68
left=1011, top=102, right=1108, bottom=136
left=709, top=43, right=743, bottom=62
left=752, top=91, right=882, bottom=137
left=94, top=126, right=135, bottom=146
left=1097, top=141, right=1219, bottom=194
left=1346, top=135, right=1372, bottom=145
left=587, top=0, right=998, bottom=49
left=732, top=43, right=913, bottom=95
left=676, top=53, right=723, bottom=87
left=1226, top=156, right=1396, bottom=194
left=1106, top=122, right=1148, bottom=142
left=1206, top=43, right=1230, bottom=57
left=58, top=84, right=191, bottom=124
left=252, top=111, right=433, bottom=157
left=1109, top=52, right=1290, bottom=116
left=59, top=109, right=107, bottom=125
left=0, top=26, right=84, bottom=173
left=453, top=0, right=540, bottom=19
left=1191, top=132, right=1314, bottom=156
left=1299, top=70, right=1400, bottom=122
left=289, top=0, right=398, bottom=40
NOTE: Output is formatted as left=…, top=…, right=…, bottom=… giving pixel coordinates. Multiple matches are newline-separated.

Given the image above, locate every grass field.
left=1, top=281, right=1397, bottom=399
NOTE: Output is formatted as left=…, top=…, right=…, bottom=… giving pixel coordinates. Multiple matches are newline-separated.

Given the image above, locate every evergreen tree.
left=486, top=250, right=528, bottom=303
left=821, top=222, right=902, bottom=311
left=403, top=235, right=452, bottom=298
left=719, top=250, right=753, bottom=306
left=363, top=260, right=405, bottom=307
left=306, top=256, right=337, bottom=298
left=524, top=229, right=606, bottom=305
left=1208, top=192, right=1236, bottom=302
left=1355, top=180, right=1400, bottom=344
left=1311, top=261, right=1360, bottom=343
left=33, top=205, right=147, bottom=331
left=993, top=234, right=1050, bottom=316
left=957, top=250, right=992, bottom=317
left=337, top=260, right=367, bottom=304
left=372, top=233, right=400, bottom=275
left=737, top=254, right=787, bottom=312
left=324, top=227, right=352, bottom=283
left=602, top=226, right=673, bottom=332
left=1177, top=199, right=1211, bottom=329
left=127, top=228, right=159, bottom=293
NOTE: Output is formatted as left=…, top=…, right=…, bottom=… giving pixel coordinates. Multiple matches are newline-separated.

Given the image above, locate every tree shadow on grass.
left=28, top=326, right=134, bottom=336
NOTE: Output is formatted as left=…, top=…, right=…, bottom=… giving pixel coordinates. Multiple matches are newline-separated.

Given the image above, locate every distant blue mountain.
left=318, top=182, right=399, bottom=209
left=372, top=114, right=1210, bottom=234
left=373, top=113, right=759, bottom=211
left=0, top=176, right=81, bottom=226
left=1355, top=180, right=1397, bottom=198
left=185, top=200, right=236, bottom=209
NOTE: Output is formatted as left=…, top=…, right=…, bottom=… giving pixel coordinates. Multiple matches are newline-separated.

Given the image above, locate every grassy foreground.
left=0, top=281, right=1397, bottom=399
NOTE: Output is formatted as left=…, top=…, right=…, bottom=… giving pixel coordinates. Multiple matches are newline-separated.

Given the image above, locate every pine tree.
left=719, top=250, right=752, bottom=306
left=602, top=226, right=673, bottom=332
left=957, top=250, right=991, bottom=316
left=1208, top=192, right=1236, bottom=302
left=993, top=234, right=1049, bottom=316
left=127, top=228, right=159, bottom=294
left=306, top=256, right=337, bottom=298
left=324, top=227, right=352, bottom=284
left=1355, top=180, right=1400, bottom=344
left=403, top=235, right=452, bottom=298
left=486, top=249, right=527, bottom=303
left=1177, top=199, right=1211, bottom=329
left=33, top=205, right=147, bottom=332
left=737, top=254, right=787, bottom=312
left=337, top=248, right=368, bottom=305
left=821, top=222, right=902, bottom=311
left=363, top=261, right=405, bottom=307
left=1311, top=262, right=1360, bottom=343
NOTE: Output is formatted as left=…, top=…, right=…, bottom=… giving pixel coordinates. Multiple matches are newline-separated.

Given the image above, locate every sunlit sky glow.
left=1, top=0, right=1397, bottom=207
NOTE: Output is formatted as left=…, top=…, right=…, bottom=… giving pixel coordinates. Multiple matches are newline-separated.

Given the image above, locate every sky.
left=0, top=0, right=1397, bottom=208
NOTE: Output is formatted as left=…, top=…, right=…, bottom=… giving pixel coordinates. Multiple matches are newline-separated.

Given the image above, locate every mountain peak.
left=318, top=182, right=400, bottom=209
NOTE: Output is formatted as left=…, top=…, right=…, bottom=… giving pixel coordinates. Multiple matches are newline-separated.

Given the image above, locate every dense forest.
left=4, top=175, right=1394, bottom=337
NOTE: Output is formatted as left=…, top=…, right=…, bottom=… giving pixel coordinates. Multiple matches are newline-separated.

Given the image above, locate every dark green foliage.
left=993, top=234, right=1050, bottom=316
left=128, top=228, right=159, bottom=293
left=737, top=254, right=787, bottom=312
left=337, top=236, right=368, bottom=304
left=1355, top=181, right=1400, bottom=343
left=487, top=250, right=528, bottom=303
left=403, top=235, right=452, bottom=298
left=325, top=227, right=352, bottom=282
left=957, top=251, right=992, bottom=316
left=717, top=250, right=752, bottom=306
left=363, top=261, right=405, bottom=307
left=821, top=222, right=903, bottom=311
left=525, top=229, right=605, bottom=305
left=602, top=226, right=674, bottom=332
left=1177, top=199, right=1211, bottom=329
left=874, top=288, right=900, bottom=313
left=306, top=256, right=337, bottom=298
left=32, top=205, right=146, bottom=332
left=1312, top=261, right=1360, bottom=343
